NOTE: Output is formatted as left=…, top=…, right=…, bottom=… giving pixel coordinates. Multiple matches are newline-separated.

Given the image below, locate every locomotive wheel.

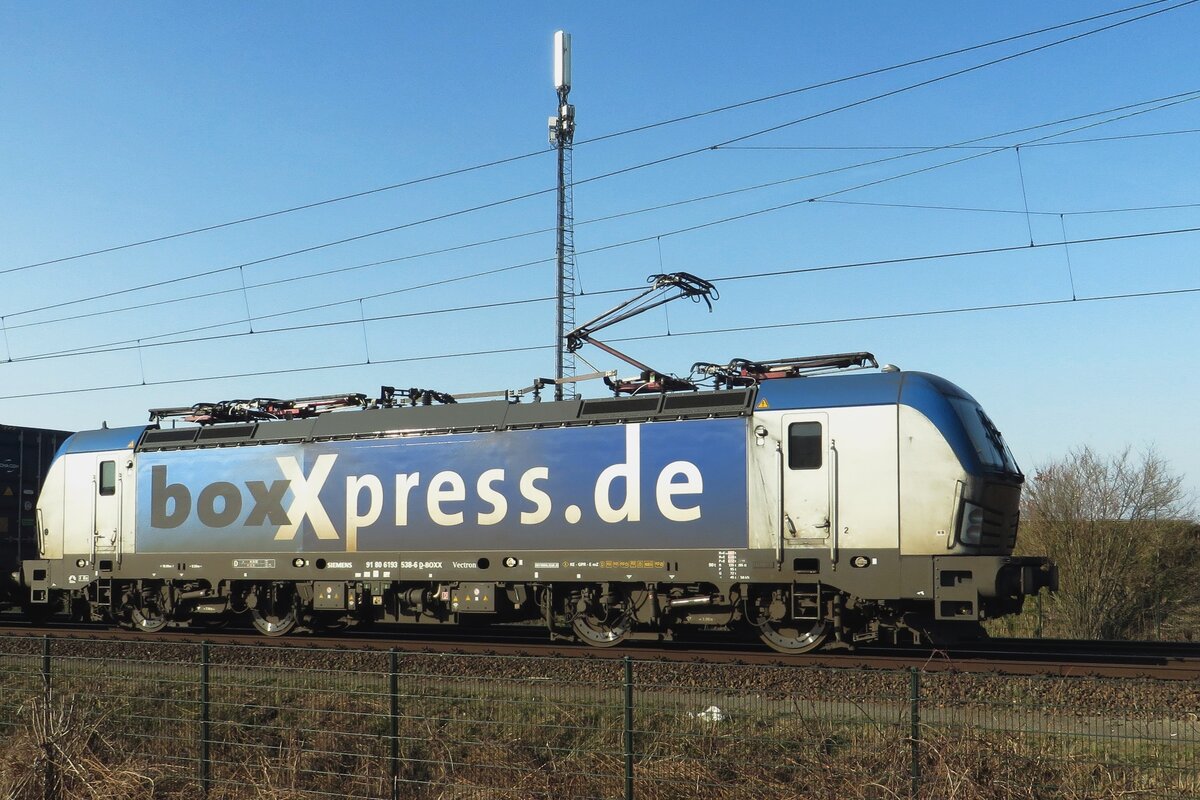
left=126, top=586, right=169, bottom=633
left=250, top=607, right=297, bottom=637
left=758, top=619, right=829, bottom=655
left=249, top=584, right=299, bottom=636
left=130, top=605, right=168, bottom=633
left=572, top=611, right=631, bottom=647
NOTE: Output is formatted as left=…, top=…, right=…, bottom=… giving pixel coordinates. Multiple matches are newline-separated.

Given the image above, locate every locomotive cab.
left=23, top=427, right=141, bottom=609
left=896, top=373, right=1024, bottom=557
left=751, top=367, right=1055, bottom=642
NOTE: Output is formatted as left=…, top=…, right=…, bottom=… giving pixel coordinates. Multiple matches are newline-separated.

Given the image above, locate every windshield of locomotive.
left=947, top=397, right=1021, bottom=475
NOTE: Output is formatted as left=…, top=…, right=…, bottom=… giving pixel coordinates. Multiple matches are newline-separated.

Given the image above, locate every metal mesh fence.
left=0, top=634, right=1195, bottom=799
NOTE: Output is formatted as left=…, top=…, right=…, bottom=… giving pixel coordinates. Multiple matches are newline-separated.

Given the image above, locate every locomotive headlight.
left=959, top=502, right=985, bottom=545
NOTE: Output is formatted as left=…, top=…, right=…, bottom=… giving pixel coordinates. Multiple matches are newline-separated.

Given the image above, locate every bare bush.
left=0, top=694, right=163, bottom=800
left=1016, top=446, right=1198, bottom=640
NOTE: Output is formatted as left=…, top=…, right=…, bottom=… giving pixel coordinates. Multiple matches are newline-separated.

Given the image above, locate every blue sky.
left=1, top=2, right=1197, bottom=495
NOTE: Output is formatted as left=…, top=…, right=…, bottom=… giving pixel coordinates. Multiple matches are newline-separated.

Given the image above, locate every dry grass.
left=0, top=641, right=1196, bottom=799
left=0, top=693, right=172, bottom=799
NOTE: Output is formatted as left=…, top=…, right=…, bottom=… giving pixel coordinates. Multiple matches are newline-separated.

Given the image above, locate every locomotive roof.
left=56, top=426, right=144, bottom=455
left=756, top=369, right=976, bottom=410
left=137, top=386, right=757, bottom=451
left=131, top=370, right=978, bottom=453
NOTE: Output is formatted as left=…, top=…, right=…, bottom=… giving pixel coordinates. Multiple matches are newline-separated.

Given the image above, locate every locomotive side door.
left=91, top=455, right=121, bottom=560
left=780, top=412, right=834, bottom=545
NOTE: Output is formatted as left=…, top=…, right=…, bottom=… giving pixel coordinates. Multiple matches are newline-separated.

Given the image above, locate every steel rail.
left=1, top=621, right=1197, bottom=680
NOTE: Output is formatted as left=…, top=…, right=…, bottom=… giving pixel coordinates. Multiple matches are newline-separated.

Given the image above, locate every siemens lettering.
left=135, top=420, right=749, bottom=554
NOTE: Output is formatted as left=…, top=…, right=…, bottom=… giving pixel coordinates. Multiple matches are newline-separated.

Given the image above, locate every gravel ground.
left=12, top=633, right=1198, bottom=721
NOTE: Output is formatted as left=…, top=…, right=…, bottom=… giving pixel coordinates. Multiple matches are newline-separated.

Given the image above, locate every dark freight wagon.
left=0, top=424, right=71, bottom=599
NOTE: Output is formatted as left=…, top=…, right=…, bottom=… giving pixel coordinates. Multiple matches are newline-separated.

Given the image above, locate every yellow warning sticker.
left=1, top=487, right=12, bottom=497
left=756, top=398, right=770, bottom=409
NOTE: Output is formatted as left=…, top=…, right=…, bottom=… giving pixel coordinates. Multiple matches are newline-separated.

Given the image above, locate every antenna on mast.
left=549, top=30, right=577, bottom=400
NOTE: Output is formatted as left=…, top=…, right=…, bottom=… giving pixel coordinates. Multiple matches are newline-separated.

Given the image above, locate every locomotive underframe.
left=24, top=546, right=1054, bottom=651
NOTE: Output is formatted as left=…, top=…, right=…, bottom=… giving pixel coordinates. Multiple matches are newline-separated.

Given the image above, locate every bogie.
left=569, top=584, right=634, bottom=647
left=33, top=569, right=1036, bottom=654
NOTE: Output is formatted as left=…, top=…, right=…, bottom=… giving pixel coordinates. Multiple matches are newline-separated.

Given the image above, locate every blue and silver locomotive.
left=21, top=353, right=1055, bottom=652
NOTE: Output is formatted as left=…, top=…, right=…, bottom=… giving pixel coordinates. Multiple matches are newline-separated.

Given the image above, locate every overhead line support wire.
left=1, top=226, right=561, bottom=333
left=576, top=0, right=1182, bottom=147
left=1, top=182, right=561, bottom=321
left=567, top=91, right=1200, bottom=268
left=5, top=0, right=1178, bottom=276
left=8, top=223, right=1200, bottom=367
left=7, top=86, right=1195, bottom=332
left=1015, top=147, right=1036, bottom=246
left=2, top=101, right=1193, bottom=365
left=1, top=149, right=554, bottom=276
left=0, top=344, right=554, bottom=402
left=719, top=126, right=1200, bottom=150
left=708, top=0, right=1200, bottom=150
left=10, top=296, right=558, bottom=364
left=609, top=285, right=1200, bottom=344
left=2, top=283, right=1197, bottom=403
left=812, top=198, right=1200, bottom=217
left=1060, top=215, right=1079, bottom=301
left=709, top=224, right=1200, bottom=285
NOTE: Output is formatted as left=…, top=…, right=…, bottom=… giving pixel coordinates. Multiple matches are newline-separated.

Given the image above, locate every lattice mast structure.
left=549, top=30, right=577, bottom=400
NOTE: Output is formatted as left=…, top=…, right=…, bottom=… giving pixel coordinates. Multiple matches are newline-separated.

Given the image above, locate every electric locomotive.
left=20, top=353, right=1056, bottom=652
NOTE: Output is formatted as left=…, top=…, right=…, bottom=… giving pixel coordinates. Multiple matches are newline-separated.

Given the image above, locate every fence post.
left=910, top=667, right=921, bottom=799
left=623, top=655, right=634, bottom=800
left=390, top=649, right=399, bottom=800
left=42, top=635, right=55, bottom=800
left=200, top=641, right=210, bottom=798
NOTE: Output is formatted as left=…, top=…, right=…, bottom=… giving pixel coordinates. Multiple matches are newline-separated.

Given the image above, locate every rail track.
left=1, top=617, right=1197, bottom=680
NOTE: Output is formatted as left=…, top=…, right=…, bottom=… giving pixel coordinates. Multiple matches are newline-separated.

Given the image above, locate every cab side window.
left=788, top=422, right=822, bottom=470
left=99, top=461, right=116, bottom=496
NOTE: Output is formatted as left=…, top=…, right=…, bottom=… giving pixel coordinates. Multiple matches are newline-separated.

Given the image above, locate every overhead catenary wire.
left=8, top=180, right=564, bottom=316
left=811, top=199, right=1200, bottom=217
left=3, top=8, right=1195, bottom=394
left=8, top=72, right=1194, bottom=337
left=720, top=126, right=1200, bottom=150
left=0, top=227, right=561, bottom=332
left=0, top=282, right=1196, bottom=402
left=554, top=0, right=1200, bottom=193
left=0, top=149, right=554, bottom=277
left=707, top=223, right=1200, bottom=284
left=3, top=0, right=1182, bottom=276
left=9, top=222, right=1200, bottom=367
left=708, top=0, right=1198, bottom=149
left=7, top=87, right=1197, bottom=331
left=576, top=92, right=1200, bottom=292
left=619, top=284, right=1200, bottom=346
left=18, top=296, right=557, bottom=363
left=5, top=91, right=1196, bottom=367
left=574, top=0, right=1182, bottom=146
left=790, top=90, right=1200, bottom=206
